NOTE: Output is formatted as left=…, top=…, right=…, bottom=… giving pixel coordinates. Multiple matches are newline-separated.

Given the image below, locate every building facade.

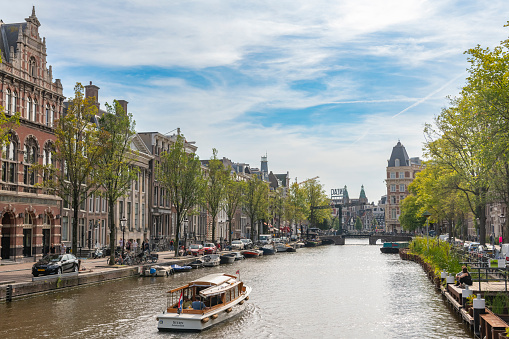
left=385, top=141, right=421, bottom=233
left=0, top=8, right=65, bottom=260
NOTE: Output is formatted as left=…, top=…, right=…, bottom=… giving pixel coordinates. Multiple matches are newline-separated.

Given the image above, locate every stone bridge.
left=319, top=235, right=345, bottom=245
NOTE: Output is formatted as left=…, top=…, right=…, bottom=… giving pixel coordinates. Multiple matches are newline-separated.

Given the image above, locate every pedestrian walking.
left=61, top=243, right=66, bottom=254
left=133, top=240, right=138, bottom=254
left=170, top=239, right=174, bottom=251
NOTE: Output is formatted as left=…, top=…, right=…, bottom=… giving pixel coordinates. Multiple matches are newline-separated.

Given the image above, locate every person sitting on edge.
left=183, top=296, right=192, bottom=309
left=191, top=296, right=206, bottom=310
left=455, top=266, right=473, bottom=287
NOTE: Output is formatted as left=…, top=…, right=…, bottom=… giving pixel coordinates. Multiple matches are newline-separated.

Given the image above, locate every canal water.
left=0, top=238, right=471, bottom=339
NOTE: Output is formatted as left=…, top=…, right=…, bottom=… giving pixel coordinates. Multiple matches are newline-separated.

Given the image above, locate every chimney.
left=117, top=100, right=128, bottom=114
left=85, top=81, right=100, bottom=110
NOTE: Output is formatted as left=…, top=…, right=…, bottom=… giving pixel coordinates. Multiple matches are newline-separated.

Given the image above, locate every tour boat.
left=380, top=242, right=409, bottom=254
left=203, top=254, right=221, bottom=267
left=157, top=273, right=252, bottom=331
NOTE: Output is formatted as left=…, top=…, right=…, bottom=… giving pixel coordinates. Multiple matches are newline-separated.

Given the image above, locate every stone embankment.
left=0, top=253, right=197, bottom=302
left=400, top=249, right=509, bottom=338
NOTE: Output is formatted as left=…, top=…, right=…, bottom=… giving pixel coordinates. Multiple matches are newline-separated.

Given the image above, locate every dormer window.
left=395, top=159, right=400, bottom=167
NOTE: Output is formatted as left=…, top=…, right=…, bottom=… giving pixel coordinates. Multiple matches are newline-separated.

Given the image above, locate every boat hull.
left=380, top=247, right=400, bottom=254
left=220, top=255, right=236, bottom=264
left=157, top=286, right=251, bottom=332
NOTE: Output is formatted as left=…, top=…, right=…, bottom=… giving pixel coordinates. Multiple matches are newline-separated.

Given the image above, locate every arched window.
left=12, top=92, right=17, bottom=114
left=24, top=213, right=33, bottom=225
left=1, top=134, right=18, bottom=183
left=23, top=138, right=38, bottom=185
left=27, top=97, right=32, bottom=121
left=51, top=106, right=55, bottom=126
left=33, top=100, right=37, bottom=122
left=5, top=90, right=11, bottom=114
left=45, top=105, right=50, bottom=126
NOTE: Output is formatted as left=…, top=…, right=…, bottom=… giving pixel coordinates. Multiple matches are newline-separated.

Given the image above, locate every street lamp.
left=120, top=216, right=127, bottom=259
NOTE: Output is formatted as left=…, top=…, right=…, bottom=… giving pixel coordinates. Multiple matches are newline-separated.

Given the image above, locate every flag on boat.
left=177, top=291, right=183, bottom=314
left=236, top=270, right=239, bottom=275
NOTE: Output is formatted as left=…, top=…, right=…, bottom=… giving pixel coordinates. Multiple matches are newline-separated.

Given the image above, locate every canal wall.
left=0, top=256, right=197, bottom=302
left=399, top=249, right=509, bottom=338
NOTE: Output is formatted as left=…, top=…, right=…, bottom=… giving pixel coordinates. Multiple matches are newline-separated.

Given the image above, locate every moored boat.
left=220, top=253, right=236, bottom=264
left=142, top=265, right=174, bottom=277
left=305, top=240, right=322, bottom=247
left=157, top=273, right=251, bottom=332
left=230, top=252, right=245, bottom=260
left=189, top=258, right=204, bottom=269
left=241, top=249, right=263, bottom=258
left=260, top=245, right=275, bottom=255
left=203, top=254, right=221, bottom=267
left=170, top=264, right=192, bottom=273
left=380, top=242, right=409, bottom=254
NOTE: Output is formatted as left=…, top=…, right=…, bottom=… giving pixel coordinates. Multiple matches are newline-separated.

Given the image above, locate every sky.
left=3, top=0, right=509, bottom=202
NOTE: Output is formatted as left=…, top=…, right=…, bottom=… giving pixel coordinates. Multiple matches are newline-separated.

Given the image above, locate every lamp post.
left=120, top=216, right=127, bottom=259
left=423, top=211, right=431, bottom=250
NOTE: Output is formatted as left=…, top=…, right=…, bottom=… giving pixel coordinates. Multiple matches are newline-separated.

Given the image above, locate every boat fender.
left=225, top=307, right=233, bottom=313
left=239, top=300, right=244, bottom=305
left=211, top=314, right=218, bottom=319
left=245, top=296, right=249, bottom=300
left=201, top=317, right=210, bottom=323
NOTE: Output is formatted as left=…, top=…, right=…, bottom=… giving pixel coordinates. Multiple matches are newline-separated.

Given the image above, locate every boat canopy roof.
left=190, top=273, right=235, bottom=286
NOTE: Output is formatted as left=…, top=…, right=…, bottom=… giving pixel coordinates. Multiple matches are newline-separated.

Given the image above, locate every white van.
left=500, top=243, right=509, bottom=260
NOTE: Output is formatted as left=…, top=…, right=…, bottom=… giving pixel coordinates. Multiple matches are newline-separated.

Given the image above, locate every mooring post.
left=6, top=284, right=13, bottom=302
left=461, top=285, right=472, bottom=308
left=473, top=294, right=485, bottom=335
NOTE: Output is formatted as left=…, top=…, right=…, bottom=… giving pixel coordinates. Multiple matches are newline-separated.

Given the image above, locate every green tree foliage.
left=354, top=216, right=362, bottom=231
left=303, top=178, right=330, bottom=229
left=97, top=101, right=138, bottom=265
left=157, top=135, right=205, bottom=256
left=399, top=195, right=426, bottom=232
left=0, top=109, right=20, bottom=150
left=37, top=83, right=103, bottom=254
left=285, top=182, right=307, bottom=235
left=224, top=174, right=246, bottom=243
left=203, top=149, right=229, bottom=242
left=243, top=175, right=269, bottom=241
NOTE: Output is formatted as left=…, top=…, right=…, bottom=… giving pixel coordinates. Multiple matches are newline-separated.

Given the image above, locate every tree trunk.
left=108, top=198, right=116, bottom=265
left=174, top=210, right=181, bottom=257
left=228, top=219, right=232, bottom=243
left=72, top=194, right=79, bottom=255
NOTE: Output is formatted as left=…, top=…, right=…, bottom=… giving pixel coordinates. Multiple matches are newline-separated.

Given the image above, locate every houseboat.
left=380, top=241, right=409, bottom=254
left=156, top=273, right=252, bottom=331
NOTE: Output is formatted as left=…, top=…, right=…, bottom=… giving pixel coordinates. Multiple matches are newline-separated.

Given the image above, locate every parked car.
left=203, top=243, right=217, bottom=254
left=32, top=253, right=79, bottom=277
left=187, top=244, right=205, bottom=256
left=240, top=238, right=253, bottom=249
left=231, top=240, right=245, bottom=250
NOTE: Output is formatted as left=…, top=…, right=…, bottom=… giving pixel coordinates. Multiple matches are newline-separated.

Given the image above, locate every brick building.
left=0, top=8, right=65, bottom=260
left=385, top=141, right=421, bottom=233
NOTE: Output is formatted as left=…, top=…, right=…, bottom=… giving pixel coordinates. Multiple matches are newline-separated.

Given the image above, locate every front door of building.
left=42, top=229, right=50, bottom=255
left=23, top=229, right=32, bottom=257
left=1, top=229, right=9, bottom=259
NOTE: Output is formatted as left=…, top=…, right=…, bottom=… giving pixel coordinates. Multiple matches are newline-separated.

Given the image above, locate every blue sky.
left=4, top=0, right=509, bottom=201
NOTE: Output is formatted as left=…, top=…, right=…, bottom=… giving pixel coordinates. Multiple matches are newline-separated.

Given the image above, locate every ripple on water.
left=0, top=242, right=472, bottom=339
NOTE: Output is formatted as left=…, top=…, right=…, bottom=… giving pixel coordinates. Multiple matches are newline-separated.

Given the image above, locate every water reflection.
left=0, top=238, right=471, bottom=338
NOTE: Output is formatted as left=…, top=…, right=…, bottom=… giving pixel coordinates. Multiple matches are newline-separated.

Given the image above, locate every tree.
left=269, top=187, right=286, bottom=232
left=285, top=182, right=307, bottom=236
left=203, top=149, right=229, bottom=243
left=0, top=109, right=20, bottom=149
left=36, top=83, right=102, bottom=254
left=97, top=101, right=138, bottom=265
left=303, top=178, right=330, bottom=229
left=224, top=175, right=245, bottom=243
left=243, top=175, right=269, bottom=241
left=424, top=93, right=493, bottom=245
left=355, top=216, right=362, bottom=231
left=157, top=135, right=205, bottom=256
